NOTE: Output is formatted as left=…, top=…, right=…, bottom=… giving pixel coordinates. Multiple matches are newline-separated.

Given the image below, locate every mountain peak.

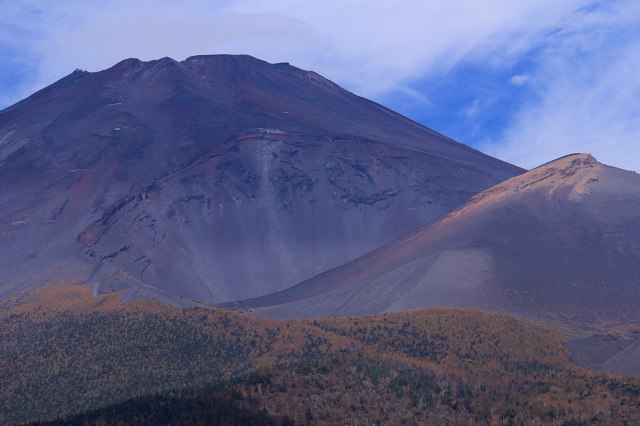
left=536, top=152, right=598, bottom=170
left=457, top=153, right=600, bottom=214
left=504, top=152, right=599, bottom=193
left=0, top=54, right=522, bottom=304
left=509, top=152, right=598, bottom=192
left=183, top=53, right=265, bottom=64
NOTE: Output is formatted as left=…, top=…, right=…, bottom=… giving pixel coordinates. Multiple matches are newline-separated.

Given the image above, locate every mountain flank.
left=238, top=153, right=640, bottom=333
left=0, top=54, right=522, bottom=304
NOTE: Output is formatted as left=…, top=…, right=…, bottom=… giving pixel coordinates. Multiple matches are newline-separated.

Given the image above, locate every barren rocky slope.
left=0, top=55, right=521, bottom=303
left=240, top=154, right=640, bottom=329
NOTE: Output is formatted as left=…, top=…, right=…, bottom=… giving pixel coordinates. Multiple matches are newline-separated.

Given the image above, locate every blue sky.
left=1, top=1, right=639, bottom=171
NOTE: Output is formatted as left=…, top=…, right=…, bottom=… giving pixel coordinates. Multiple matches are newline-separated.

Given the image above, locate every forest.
left=2, top=284, right=640, bottom=425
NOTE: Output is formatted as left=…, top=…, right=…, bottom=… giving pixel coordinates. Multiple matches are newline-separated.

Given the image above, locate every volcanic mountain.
left=238, top=153, right=640, bottom=330
left=0, top=55, right=521, bottom=303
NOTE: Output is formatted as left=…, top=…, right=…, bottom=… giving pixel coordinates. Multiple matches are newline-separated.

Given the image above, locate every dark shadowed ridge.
left=0, top=54, right=522, bottom=304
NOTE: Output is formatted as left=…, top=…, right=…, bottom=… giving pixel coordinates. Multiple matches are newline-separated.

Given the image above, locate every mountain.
left=238, top=154, right=640, bottom=331
left=0, top=55, right=522, bottom=303
left=4, top=284, right=640, bottom=426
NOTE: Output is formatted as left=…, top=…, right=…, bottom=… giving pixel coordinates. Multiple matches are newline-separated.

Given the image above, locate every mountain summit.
left=0, top=55, right=521, bottom=303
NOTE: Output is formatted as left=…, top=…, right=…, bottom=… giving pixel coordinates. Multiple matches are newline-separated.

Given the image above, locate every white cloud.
left=509, top=74, right=529, bottom=87
left=484, top=2, right=640, bottom=171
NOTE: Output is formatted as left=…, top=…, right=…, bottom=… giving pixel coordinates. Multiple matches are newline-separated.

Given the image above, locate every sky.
left=1, top=0, right=639, bottom=171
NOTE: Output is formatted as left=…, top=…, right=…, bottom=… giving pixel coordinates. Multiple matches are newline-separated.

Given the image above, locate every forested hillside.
left=3, top=285, right=640, bottom=425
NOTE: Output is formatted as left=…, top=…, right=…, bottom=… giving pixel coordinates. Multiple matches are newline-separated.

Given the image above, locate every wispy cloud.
left=1, top=1, right=639, bottom=170
left=509, top=75, right=529, bottom=87
left=0, top=0, right=586, bottom=101
left=483, top=2, right=640, bottom=171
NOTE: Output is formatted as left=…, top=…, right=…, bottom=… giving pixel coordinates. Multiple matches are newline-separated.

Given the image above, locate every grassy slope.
left=2, top=285, right=640, bottom=425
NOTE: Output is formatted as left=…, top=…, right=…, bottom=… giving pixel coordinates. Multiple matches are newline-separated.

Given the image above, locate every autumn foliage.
left=2, top=285, right=640, bottom=425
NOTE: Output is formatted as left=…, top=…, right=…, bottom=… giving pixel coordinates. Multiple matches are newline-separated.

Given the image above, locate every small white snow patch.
left=253, top=128, right=287, bottom=134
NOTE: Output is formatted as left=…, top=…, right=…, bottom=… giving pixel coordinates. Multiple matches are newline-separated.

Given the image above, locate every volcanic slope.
left=0, top=55, right=522, bottom=303
left=240, top=153, right=640, bottom=330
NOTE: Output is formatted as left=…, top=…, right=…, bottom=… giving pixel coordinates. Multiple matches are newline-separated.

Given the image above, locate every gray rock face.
left=0, top=55, right=522, bottom=302
left=567, top=330, right=640, bottom=376
left=601, top=338, right=640, bottom=375
left=240, top=154, right=640, bottom=328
